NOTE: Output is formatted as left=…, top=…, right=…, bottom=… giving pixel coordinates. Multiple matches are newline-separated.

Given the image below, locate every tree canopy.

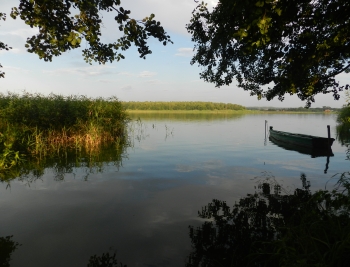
left=0, top=0, right=172, bottom=78
left=187, top=0, right=350, bottom=107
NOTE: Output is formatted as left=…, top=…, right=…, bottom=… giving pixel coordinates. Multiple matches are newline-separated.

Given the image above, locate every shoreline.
left=126, top=109, right=335, bottom=114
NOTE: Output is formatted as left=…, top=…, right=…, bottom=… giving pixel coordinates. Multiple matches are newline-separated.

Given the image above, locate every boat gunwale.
left=270, top=129, right=333, bottom=141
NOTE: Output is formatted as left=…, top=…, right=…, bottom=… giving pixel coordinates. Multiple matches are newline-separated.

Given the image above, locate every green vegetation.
left=127, top=112, right=245, bottom=122
left=122, top=101, right=246, bottom=111
left=1, top=1, right=172, bottom=78
left=249, top=106, right=338, bottom=113
left=336, top=92, right=350, bottom=144
left=187, top=173, right=350, bottom=267
left=187, top=0, right=350, bottom=107
left=0, top=92, right=128, bottom=179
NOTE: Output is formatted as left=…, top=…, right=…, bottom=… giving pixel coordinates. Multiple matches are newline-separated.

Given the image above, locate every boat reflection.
left=269, top=136, right=333, bottom=173
left=269, top=136, right=334, bottom=158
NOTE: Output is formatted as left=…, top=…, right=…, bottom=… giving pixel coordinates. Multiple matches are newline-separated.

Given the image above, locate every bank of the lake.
left=122, top=101, right=339, bottom=114
left=126, top=109, right=335, bottom=114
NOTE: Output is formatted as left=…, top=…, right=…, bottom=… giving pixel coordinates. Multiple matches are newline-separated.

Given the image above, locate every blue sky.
left=0, top=0, right=349, bottom=108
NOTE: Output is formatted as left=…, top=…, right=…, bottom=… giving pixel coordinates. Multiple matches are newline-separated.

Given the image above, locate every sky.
left=0, top=0, right=349, bottom=108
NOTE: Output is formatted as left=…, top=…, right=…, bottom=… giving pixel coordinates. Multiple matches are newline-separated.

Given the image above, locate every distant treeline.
left=122, top=101, right=246, bottom=111
left=248, top=106, right=339, bottom=112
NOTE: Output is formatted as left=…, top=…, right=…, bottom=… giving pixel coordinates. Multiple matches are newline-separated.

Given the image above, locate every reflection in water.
left=187, top=174, right=350, bottom=267
left=0, top=236, right=21, bottom=267
left=0, top=141, right=128, bottom=184
left=87, top=252, right=126, bottom=267
left=269, top=134, right=334, bottom=158
left=0, top=114, right=347, bottom=266
left=0, top=236, right=127, bottom=267
left=268, top=136, right=334, bottom=173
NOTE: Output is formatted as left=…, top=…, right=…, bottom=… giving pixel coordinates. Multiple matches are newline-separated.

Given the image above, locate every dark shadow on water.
left=0, top=236, right=127, bottom=267
left=0, top=236, right=21, bottom=267
left=186, top=173, right=350, bottom=267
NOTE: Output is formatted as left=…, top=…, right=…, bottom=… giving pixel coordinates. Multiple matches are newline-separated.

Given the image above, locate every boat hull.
left=269, top=127, right=334, bottom=150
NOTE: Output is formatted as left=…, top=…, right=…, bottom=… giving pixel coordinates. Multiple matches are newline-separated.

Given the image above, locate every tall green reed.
left=0, top=91, right=128, bottom=177
left=336, top=91, right=350, bottom=144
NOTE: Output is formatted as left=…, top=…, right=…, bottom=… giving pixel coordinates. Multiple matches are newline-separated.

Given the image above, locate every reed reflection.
left=0, top=142, right=127, bottom=184
left=0, top=236, right=127, bottom=267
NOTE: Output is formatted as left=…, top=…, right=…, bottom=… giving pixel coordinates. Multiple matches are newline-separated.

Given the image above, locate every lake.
left=0, top=113, right=348, bottom=267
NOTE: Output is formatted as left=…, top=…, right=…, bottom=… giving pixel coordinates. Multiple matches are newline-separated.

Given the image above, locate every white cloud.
left=98, top=79, right=114, bottom=83
left=0, top=47, right=23, bottom=54
left=139, top=71, right=157, bottom=78
left=210, top=1, right=219, bottom=8
left=121, top=85, right=132, bottom=91
left=43, top=66, right=116, bottom=76
left=2, top=65, right=29, bottom=74
left=175, top=48, right=194, bottom=57
left=0, top=28, right=39, bottom=40
left=146, top=79, right=161, bottom=84
left=118, top=71, right=134, bottom=76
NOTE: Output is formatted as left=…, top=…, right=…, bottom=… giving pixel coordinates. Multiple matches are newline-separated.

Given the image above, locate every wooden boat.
left=269, top=126, right=334, bottom=150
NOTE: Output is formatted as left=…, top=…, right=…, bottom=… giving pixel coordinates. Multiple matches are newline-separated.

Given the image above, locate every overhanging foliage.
left=187, top=0, right=350, bottom=107
left=0, top=0, right=172, bottom=77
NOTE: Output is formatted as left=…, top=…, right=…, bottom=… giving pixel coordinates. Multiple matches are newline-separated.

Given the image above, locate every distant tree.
left=187, top=0, right=350, bottom=107
left=0, top=0, right=172, bottom=78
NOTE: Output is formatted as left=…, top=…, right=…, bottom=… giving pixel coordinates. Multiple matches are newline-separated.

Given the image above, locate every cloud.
left=114, top=0, right=220, bottom=36
left=139, top=71, right=157, bottom=78
left=146, top=79, right=161, bottom=84
left=0, top=48, right=23, bottom=54
left=118, top=71, right=134, bottom=76
left=121, top=85, right=132, bottom=91
left=98, top=79, right=114, bottom=83
left=2, top=28, right=39, bottom=40
left=43, top=66, right=116, bottom=76
left=175, top=48, right=194, bottom=57
left=2, top=65, right=29, bottom=74
left=210, top=1, right=219, bottom=8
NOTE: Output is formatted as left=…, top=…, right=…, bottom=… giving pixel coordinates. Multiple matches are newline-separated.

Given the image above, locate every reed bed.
left=336, top=93, right=350, bottom=144
left=0, top=92, right=128, bottom=176
left=122, top=101, right=246, bottom=111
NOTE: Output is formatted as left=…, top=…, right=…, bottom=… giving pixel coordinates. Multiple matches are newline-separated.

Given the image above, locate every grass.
left=0, top=92, right=128, bottom=178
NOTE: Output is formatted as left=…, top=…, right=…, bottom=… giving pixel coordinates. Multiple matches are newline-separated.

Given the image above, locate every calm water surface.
left=0, top=113, right=348, bottom=267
